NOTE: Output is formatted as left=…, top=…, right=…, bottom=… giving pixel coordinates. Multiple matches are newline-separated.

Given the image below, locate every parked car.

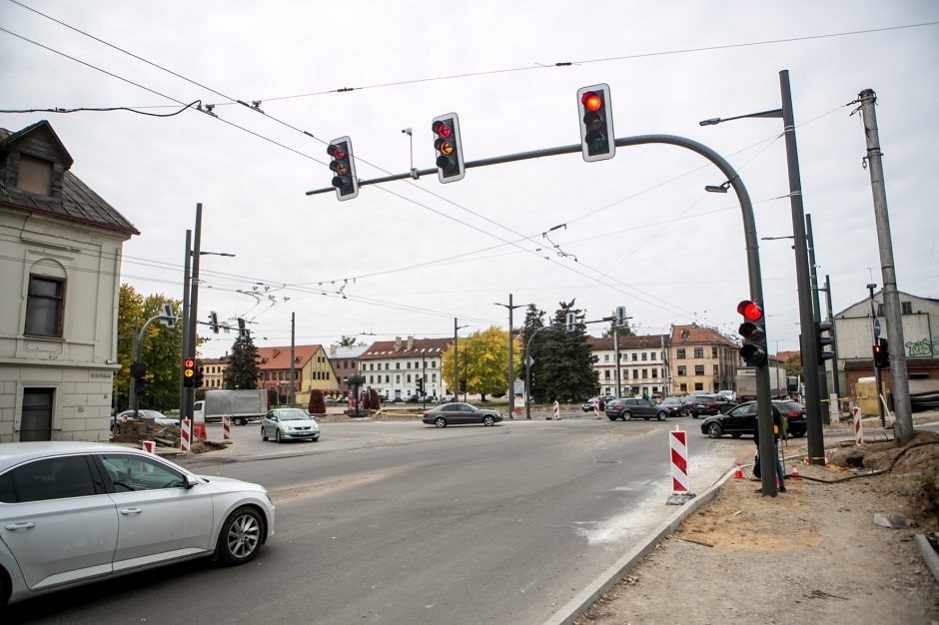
left=260, top=408, right=320, bottom=443
left=111, top=409, right=178, bottom=434
left=717, top=390, right=737, bottom=402
left=405, top=394, right=421, bottom=403
left=686, top=394, right=736, bottom=418
left=0, top=441, right=275, bottom=607
left=422, top=403, right=503, bottom=428
left=581, top=396, right=614, bottom=412
left=700, top=400, right=807, bottom=439
left=605, top=397, right=669, bottom=421
left=659, top=396, right=691, bottom=417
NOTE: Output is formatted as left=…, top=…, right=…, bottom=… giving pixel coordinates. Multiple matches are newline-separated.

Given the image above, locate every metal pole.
left=453, top=318, right=459, bottom=401
left=825, top=274, right=842, bottom=413
left=179, top=229, right=191, bottom=414
left=868, top=284, right=886, bottom=427
left=495, top=294, right=524, bottom=417
left=780, top=70, right=825, bottom=465
left=289, top=312, right=296, bottom=406
left=806, top=213, right=829, bottom=424
left=613, top=324, right=621, bottom=397
left=185, top=204, right=203, bottom=422
left=858, top=88, right=914, bottom=445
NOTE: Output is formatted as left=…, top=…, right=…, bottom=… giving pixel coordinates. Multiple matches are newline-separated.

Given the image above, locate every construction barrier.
left=193, top=422, right=207, bottom=441
left=180, top=418, right=191, bottom=453
left=593, top=399, right=600, bottom=419
left=142, top=440, right=155, bottom=454
left=852, top=406, right=863, bottom=445
left=551, top=400, right=560, bottom=420
left=669, top=427, right=689, bottom=493
left=222, top=415, right=231, bottom=441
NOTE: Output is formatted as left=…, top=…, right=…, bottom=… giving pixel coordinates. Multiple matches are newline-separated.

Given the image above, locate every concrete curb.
left=916, top=534, right=939, bottom=583
left=541, top=467, right=736, bottom=625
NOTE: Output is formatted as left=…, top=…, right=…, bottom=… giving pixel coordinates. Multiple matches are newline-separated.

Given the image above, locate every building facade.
left=668, top=324, right=738, bottom=395
left=587, top=334, right=670, bottom=398
left=0, top=121, right=138, bottom=442
left=256, top=345, right=338, bottom=407
left=327, top=344, right=369, bottom=396
left=358, top=337, right=451, bottom=400
left=200, top=356, right=228, bottom=390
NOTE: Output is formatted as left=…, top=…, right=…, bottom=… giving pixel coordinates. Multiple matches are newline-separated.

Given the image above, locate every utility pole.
left=613, top=323, right=621, bottom=398
left=780, top=71, right=825, bottom=465
left=823, top=274, right=842, bottom=415
left=858, top=89, right=914, bottom=445
left=495, top=294, right=525, bottom=418
left=289, top=312, right=296, bottom=406
left=184, top=204, right=203, bottom=422
left=806, top=213, right=829, bottom=424
left=452, top=318, right=467, bottom=401
left=179, top=229, right=192, bottom=414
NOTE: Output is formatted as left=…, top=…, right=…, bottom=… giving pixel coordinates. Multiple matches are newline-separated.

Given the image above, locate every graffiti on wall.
left=905, top=337, right=937, bottom=358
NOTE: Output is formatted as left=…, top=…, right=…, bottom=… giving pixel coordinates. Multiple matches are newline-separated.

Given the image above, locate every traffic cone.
left=733, top=465, right=743, bottom=480
left=791, top=464, right=801, bottom=481
left=193, top=422, right=207, bottom=441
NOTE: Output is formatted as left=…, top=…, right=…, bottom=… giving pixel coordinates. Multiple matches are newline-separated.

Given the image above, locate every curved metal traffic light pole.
left=308, top=134, right=778, bottom=496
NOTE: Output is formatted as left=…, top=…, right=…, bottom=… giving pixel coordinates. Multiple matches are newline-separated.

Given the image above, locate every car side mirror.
left=185, top=476, right=200, bottom=489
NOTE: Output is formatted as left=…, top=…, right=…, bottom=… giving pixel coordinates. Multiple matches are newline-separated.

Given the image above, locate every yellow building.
left=256, top=345, right=338, bottom=407
left=669, top=324, right=738, bottom=395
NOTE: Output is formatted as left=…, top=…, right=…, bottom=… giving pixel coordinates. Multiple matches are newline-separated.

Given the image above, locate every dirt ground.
left=576, top=428, right=939, bottom=625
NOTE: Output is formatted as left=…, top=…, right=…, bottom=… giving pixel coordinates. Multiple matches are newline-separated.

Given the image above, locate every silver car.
left=260, top=408, right=321, bottom=443
left=0, top=441, right=275, bottom=606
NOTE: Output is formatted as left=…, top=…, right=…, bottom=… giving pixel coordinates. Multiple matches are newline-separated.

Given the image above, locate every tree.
left=784, top=353, right=803, bottom=379
left=116, top=284, right=183, bottom=412
left=337, top=335, right=359, bottom=348
left=308, top=389, right=326, bottom=415
left=225, top=331, right=260, bottom=389
left=440, top=326, right=521, bottom=401
left=531, top=300, right=599, bottom=403
left=601, top=316, right=634, bottom=338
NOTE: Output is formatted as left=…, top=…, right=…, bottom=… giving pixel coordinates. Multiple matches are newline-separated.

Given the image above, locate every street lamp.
left=700, top=69, right=826, bottom=466
left=495, top=294, right=527, bottom=419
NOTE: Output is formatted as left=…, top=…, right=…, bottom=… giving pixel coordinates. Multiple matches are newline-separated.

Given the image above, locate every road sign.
left=873, top=318, right=881, bottom=338
left=525, top=355, right=535, bottom=367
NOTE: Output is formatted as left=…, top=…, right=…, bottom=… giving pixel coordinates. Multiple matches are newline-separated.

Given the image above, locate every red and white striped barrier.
left=852, top=406, right=863, bottom=445
left=142, top=440, right=155, bottom=454
left=222, top=415, right=231, bottom=441
left=180, top=418, right=191, bottom=452
left=669, top=427, right=689, bottom=493
left=551, top=400, right=560, bottom=420
left=593, top=399, right=600, bottom=419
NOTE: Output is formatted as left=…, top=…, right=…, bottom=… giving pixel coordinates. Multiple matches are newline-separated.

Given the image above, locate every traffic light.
left=577, top=84, right=615, bottom=162
left=432, top=113, right=465, bottom=183
left=237, top=317, right=247, bottom=339
left=566, top=311, right=577, bottom=331
left=183, top=357, right=196, bottom=387
left=209, top=311, right=219, bottom=334
left=327, top=137, right=359, bottom=201
left=195, top=366, right=205, bottom=388
left=873, top=338, right=890, bottom=368
left=416, top=377, right=424, bottom=394
left=816, top=320, right=834, bottom=364
left=737, top=300, right=768, bottom=367
left=615, top=306, right=627, bottom=328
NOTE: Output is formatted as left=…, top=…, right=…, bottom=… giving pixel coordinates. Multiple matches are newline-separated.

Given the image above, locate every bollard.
left=180, top=418, right=191, bottom=453
left=852, top=406, right=863, bottom=445
left=223, top=415, right=231, bottom=441
left=669, top=426, right=689, bottom=493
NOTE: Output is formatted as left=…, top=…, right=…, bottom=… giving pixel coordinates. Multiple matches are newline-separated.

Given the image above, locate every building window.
left=25, top=275, right=64, bottom=337
left=631, top=353, right=638, bottom=362
left=641, top=352, right=648, bottom=361
left=20, top=388, right=55, bottom=442
left=694, top=347, right=704, bottom=359
left=641, top=369, right=648, bottom=379
left=713, top=364, right=719, bottom=376
left=712, top=347, right=718, bottom=358
left=695, top=365, right=705, bottom=376
left=680, top=383, right=687, bottom=392
left=385, top=375, right=389, bottom=383
left=632, top=370, right=639, bottom=380
left=901, top=301, right=913, bottom=315
left=604, top=370, right=611, bottom=379
left=677, top=365, right=687, bottom=376
left=652, top=369, right=657, bottom=378
left=677, top=348, right=686, bottom=360
left=649, top=352, right=656, bottom=361
left=17, top=155, right=54, bottom=196
left=604, top=354, right=610, bottom=362
left=694, top=382, right=704, bottom=391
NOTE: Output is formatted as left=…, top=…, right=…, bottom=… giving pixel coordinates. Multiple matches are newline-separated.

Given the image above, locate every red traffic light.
left=737, top=300, right=763, bottom=322
left=581, top=91, right=603, bottom=112
left=326, top=144, right=347, bottom=160
left=183, top=358, right=195, bottom=368
left=432, top=120, right=452, bottom=138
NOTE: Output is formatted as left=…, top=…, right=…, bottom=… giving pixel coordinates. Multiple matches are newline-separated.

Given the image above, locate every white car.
left=0, top=442, right=275, bottom=606
left=260, top=408, right=321, bottom=443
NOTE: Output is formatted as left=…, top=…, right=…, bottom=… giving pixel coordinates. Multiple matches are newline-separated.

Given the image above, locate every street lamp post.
left=701, top=69, right=826, bottom=465
left=495, top=294, right=526, bottom=418
left=524, top=325, right=565, bottom=420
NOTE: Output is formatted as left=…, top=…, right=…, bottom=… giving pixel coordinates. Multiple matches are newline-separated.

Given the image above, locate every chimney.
left=407, top=335, right=414, bottom=351
left=394, top=336, right=402, bottom=351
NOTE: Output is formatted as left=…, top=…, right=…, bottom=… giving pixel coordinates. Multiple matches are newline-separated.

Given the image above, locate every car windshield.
left=277, top=409, right=311, bottom=421
left=775, top=401, right=803, bottom=413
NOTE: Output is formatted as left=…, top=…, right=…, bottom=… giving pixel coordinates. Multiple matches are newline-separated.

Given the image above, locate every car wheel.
left=275, top=430, right=282, bottom=443
left=706, top=422, right=722, bottom=438
left=261, top=427, right=268, bottom=441
left=622, top=411, right=632, bottom=422
left=216, top=506, right=264, bottom=565
left=434, top=417, right=447, bottom=428
left=483, top=415, right=495, bottom=427
left=657, top=411, right=667, bottom=421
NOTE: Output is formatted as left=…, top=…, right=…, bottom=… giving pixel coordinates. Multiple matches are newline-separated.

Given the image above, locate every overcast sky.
left=2, top=0, right=937, bottom=358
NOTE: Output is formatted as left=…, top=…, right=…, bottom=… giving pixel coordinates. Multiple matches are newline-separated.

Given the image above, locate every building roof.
left=775, top=350, right=800, bottom=362
left=256, top=345, right=323, bottom=370
left=670, top=323, right=736, bottom=348
left=586, top=334, right=669, bottom=351
left=0, top=122, right=139, bottom=236
left=327, top=344, right=369, bottom=359
left=359, top=337, right=452, bottom=360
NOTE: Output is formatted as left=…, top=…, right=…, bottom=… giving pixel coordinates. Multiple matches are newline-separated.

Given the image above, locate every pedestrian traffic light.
left=577, top=84, right=615, bottom=162
left=816, top=320, right=834, bottom=364
left=873, top=338, right=889, bottom=368
left=737, top=300, right=768, bottom=367
left=327, top=136, right=359, bottom=201
left=183, top=357, right=196, bottom=387
left=432, top=113, right=465, bottom=183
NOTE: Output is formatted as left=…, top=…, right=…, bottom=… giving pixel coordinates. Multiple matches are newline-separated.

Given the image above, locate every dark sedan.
left=659, top=396, right=691, bottom=417
left=605, top=398, right=669, bottom=421
left=422, top=403, right=503, bottom=428
left=687, top=394, right=735, bottom=418
left=700, top=400, right=807, bottom=439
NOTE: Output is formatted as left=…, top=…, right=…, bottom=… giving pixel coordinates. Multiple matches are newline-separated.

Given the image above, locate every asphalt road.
left=5, top=416, right=739, bottom=625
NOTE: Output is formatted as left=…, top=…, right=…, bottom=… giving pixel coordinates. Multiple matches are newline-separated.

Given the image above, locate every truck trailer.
left=194, top=389, right=269, bottom=425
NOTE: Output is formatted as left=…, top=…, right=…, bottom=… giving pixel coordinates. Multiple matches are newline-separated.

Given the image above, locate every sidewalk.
left=565, top=413, right=939, bottom=625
